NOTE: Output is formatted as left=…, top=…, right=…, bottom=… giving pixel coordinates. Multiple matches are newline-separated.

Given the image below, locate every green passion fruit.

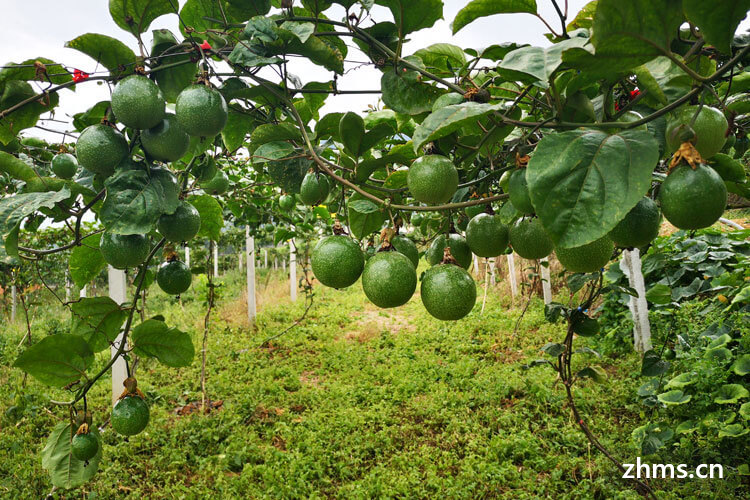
left=508, top=218, right=553, bottom=259
left=659, top=163, right=727, bottom=230
left=555, top=236, right=614, bottom=273
left=300, top=172, right=330, bottom=205
left=202, top=169, right=229, bottom=195
left=279, top=194, right=296, bottom=211
left=157, top=201, right=201, bottom=242
left=111, top=396, right=150, bottom=436
left=465, top=213, right=509, bottom=257
left=426, top=233, right=472, bottom=269
left=51, top=153, right=78, bottom=179
left=665, top=106, right=728, bottom=159
left=71, top=433, right=99, bottom=461
left=175, top=85, right=228, bottom=137
left=99, top=232, right=150, bottom=269
left=406, top=154, right=459, bottom=205
left=157, top=260, right=192, bottom=295
left=111, top=75, right=165, bottom=130
left=193, top=155, right=217, bottom=182
left=421, top=264, right=477, bottom=320
left=311, top=235, right=365, bottom=289
left=361, top=251, right=417, bottom=308
left=608, top=197, right=661, bottom=248
left=76, top=124, right=129, bottom=177
left=141, top=113, right=190, bottom=162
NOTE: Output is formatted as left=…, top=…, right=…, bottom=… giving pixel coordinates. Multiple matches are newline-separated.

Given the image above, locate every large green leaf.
left=497, top=36, right=588, bottom=87
left=267, top=157, right=309, bottom=194
left=13, top=335, right=93, bottom=387
left=347, top=193, right=386, bottom=238
left=109, top=0, right=174, bottom=35
left=179, top=0, right=225, bottom=38
left=42, top=423, right=101, bottom=489
left=714, top=384, right=750, bottom=404
left=413, top=102, right=511, bottom=151
left=733, top=354, right=750, bottom=376
left=381, top=58, right=445, bottom=115
left=252, top=141, right=295, bottom=164
left=0, top=57, right=72, bottom=87
left=657, top=389, right=692, bottom=406
left=526, top=128, right=658, bottom=248
left=250, top=123, right=302, bottom=146
left=452, top=0, right=536, bottom=34
left=413, top=43, right=467, bottom=76
left=65, top=33, right=138, bottom=76
left=376, top=0, right=443, bottom=35
left=683, top=0, right=750, bottom=54
left=0, top=187, right=71, bottom=256
left=152, top=53, right=197, bottom=102
left=340, top=112, right=365, bottom=157
left=222, top=109, right=255, bottom=152
left=72, top=101, right=112, bottom=132
left=0, top=80, right=60, bottom=144
left=70, top=297, right=128, bottom=353
left=189, top=194, right=224, bottom=241
left=590, top=0, right=684, bottom=71
left=0, top=150, right=37, bottom=182
left=131, top=319, right=195, bottom=367
left=100, top=170, right=172, bottom=234
left=68, top=233, right=106, bottom=289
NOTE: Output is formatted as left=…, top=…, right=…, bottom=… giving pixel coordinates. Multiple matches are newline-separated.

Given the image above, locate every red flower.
left=629, top=88, right=641, bottom=100
left=72, top=69, right=90, bottom=83
left=199, top=40, right=212, bottom=51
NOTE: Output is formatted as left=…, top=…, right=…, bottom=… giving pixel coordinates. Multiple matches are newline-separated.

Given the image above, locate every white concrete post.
left=489, top=258, right=497, bottom=286
left=65, top=271, right=71, bottom=302
left=10, top=285, right=17, bottom=322
left=282, top=259, right=286, bottom=272
left=246, top=226, right=256, bottom=323
left=239, top=251, right=243, bottom=272
left=185, top=246, right=190, bottom=268
left=506, top=254, right=518, bottom=299
left=289, top=240, right=297, bottom=302
left=80, top=285, right=87, bottom=298
left=213, top=244, right=219, bottom=276
left=264, top=248, right=268, bottom=268
left=540, top=257, right=552, bottom=305
left=620, top=249, right=652, bottom=353
left=274, top=258, right=277, bottom=270
left=473, top=255, right=479, bottom=276
left=108, top=266, right=128, bottom=407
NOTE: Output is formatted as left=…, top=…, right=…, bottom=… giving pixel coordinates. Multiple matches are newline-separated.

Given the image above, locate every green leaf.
left=645, top=283, right=672, bottom=305
left=641, top=349, right=670, bottom=376
left=590, top=0, right=684, bottom=71
left=541, top=342, right=565, bottom=357
left=340, top=112, right=366, bottom=156
left=497, top=37, right=588, bottom=87
left=189, top=195, right=224, bottom=241
left=740, top=402, right=750, bottom=419
left=376, top=0, right=443, bottom=35
left=0, top=80, right=60, bottom=144
left=279, top=21, right=315, bottom=44
left=348, top=199, right=379, bottom=214
left=13, top=335, right=94, bottom=387
left=577, top=365, right=607, bottom=383
left=150, top=166, right=179, bottom=214
left=0, top=58, right=72, bottom=87
left=250, top=123, right=302, bottom=145
left=452, top=0, right=537, bottom=34
left=152, top=53, right=197, bottom=103
left=657, top=389, right=692, bottom=406
left=0, top=150, right=37, bottom=182
left=413, top=102, right=511, bottom=152
left=733, top=354, right=750, bottom=376
left=526, top=128, right=658, bottom=248
left=65, top=33, right=138, bottom=76
left=316, top=112, right=344, bottom=141
left=179, top=0, right=224, bottom=38
left=221, top=109, right=255, bottom=152
left=413, top=43, right=467, bottom=75
left=68, top=233, right=106, bottom=289
left=109, top=0, right=173, bottom=35
left=705, top=347, right=733, bottom=363
left=101, top=170, right=170, bottom=234
left=227, top=45, right=284, bottom=68
left=252, top=141, right=295, bottom=164
left=70, top=297, right=128, bottom=352
left=42, top=423, right=101, bottom=489
left=714, top=384, right=750, bottom=404
left=72, top=101, right=112, bottom=132
left=267, top=157, right=310, bottom=194
left=665, top=372, right=697, bottom=389
left=707, top=334, right=732, bottom=349
left=707, top=154, right=747, bottom=183
left=683, top=0, right=750, bottom=54
left=274, top=228, right=294, bottom=245
left=131, top=319, right=195, bottom=367
left=0, top=188, right=71, bottom=257
left=381, top=63, right=445, bottom=115
left=718, top=423, right=749, bottom=438
left=348, top=192, right=386, bottom=238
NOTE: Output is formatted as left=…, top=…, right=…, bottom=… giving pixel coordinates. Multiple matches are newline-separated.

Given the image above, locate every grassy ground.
left=0, top=265, right=746, bottom=499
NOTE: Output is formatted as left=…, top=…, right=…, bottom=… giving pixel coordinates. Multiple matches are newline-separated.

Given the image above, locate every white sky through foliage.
left=5, top=0, right=593, bottom=142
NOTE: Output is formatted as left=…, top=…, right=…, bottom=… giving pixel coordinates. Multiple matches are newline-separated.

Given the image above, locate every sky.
left=4, top=0, right=592, bottom=142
